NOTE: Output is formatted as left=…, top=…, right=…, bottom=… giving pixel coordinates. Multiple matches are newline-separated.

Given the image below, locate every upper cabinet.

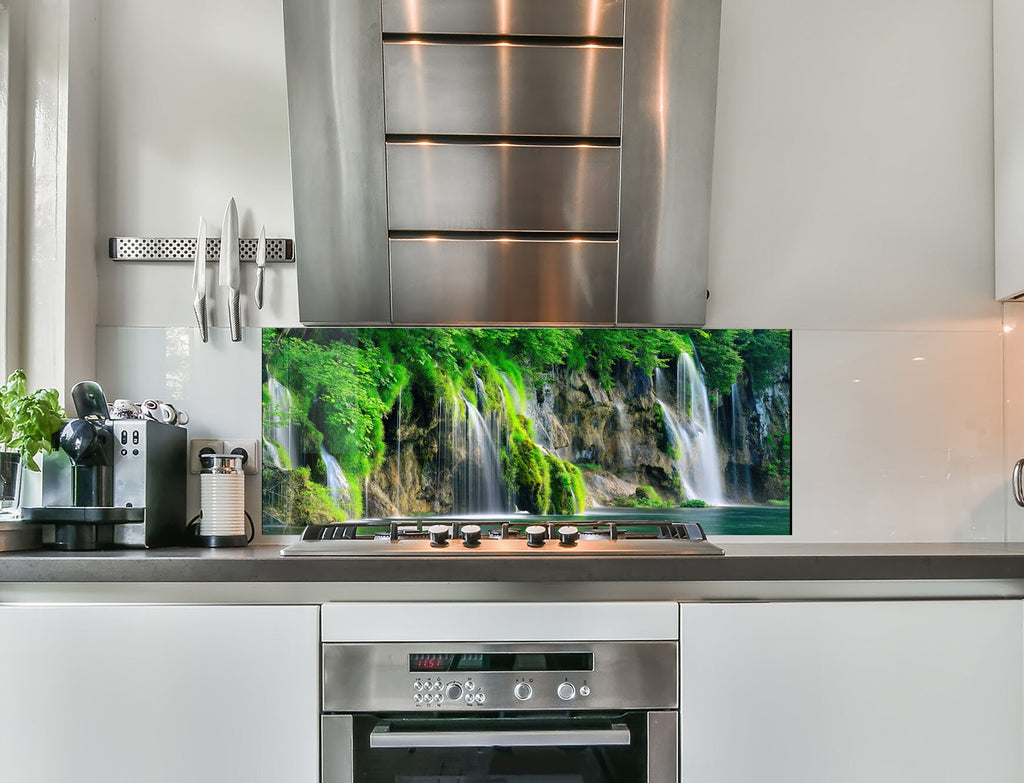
left=996, top=0, right=1024, bottom=300
left=283, top=0, right=721, bottom=327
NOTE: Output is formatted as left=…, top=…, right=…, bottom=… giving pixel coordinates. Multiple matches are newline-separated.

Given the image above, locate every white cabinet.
left=996, top=0, right=1024, bottom=299
left=0, top=604, right=319, bottom=783
left=680, top=601, right=1023, bottom=783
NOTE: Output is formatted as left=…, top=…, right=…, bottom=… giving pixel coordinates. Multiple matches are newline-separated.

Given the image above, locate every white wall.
left=92, top=0, right=1004, bottom=542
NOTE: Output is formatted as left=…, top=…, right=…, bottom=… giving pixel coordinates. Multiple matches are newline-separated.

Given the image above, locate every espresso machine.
left=23, top=381, right=187, bottom=550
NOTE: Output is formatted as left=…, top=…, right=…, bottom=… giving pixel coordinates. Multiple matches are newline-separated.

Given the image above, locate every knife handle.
left=255, top=267, right=265, bottom=310
left=229, top=289, right=241, bottom=342
left=193, top=295, right=209, bottom=343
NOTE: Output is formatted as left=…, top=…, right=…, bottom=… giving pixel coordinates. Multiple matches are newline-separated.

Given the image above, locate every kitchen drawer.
left=386, top=142, right=621, bottom=232
left=381, top=0, right=625, bottom=37
left=390, top=238, right=617, bottom=324
left=384, top=42, right=623, bottom=137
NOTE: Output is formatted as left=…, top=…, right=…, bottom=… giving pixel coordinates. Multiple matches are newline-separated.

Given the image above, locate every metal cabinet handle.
left=369, top=723, right=631, bottom=749
left=1014, top=459, right=1024, bottom=507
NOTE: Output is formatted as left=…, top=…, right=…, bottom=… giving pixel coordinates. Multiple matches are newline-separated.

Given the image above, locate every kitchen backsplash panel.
left=93, top=326, right=1005, bottom=543
left=261, top=328, right=793, bottom=536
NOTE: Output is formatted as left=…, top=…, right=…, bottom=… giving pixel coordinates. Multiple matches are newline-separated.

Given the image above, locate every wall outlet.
left=188, top=439, right=224, bottom=474
left=223, top=438, right=261, bottom=475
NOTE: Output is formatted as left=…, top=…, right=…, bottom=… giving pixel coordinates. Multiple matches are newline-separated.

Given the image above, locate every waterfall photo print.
left=262, top=328, right=792, bottom=536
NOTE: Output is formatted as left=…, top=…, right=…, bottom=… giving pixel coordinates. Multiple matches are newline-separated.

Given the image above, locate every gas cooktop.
left=280, top=519, right=724, bottom=557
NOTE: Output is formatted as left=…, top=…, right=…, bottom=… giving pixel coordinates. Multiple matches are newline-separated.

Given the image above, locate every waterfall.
left=456, top=394, right=508, bottom=512
left=654, top=367, right=672, bottom=401
left=614, top=401, right=633, bottom=468
left=655, top=348, right=727, bottom=505
left=500, top=372, right=525, bottom=415
left=320, top=443, right=349, bottom=505
left=676, top=349, right=690, bottom=417
left=395, top=391, right=402, bottom=513
left=730, top=383, right=755, bottom=501
left=267, top=376, right=302, bottom=469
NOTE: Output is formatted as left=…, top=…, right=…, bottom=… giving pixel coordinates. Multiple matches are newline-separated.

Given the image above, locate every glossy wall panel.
left=790, top=330, right=1004, bottom=542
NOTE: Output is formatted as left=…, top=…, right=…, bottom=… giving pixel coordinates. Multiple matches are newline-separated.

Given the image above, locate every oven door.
left=323, top=711, right=677, bottom=783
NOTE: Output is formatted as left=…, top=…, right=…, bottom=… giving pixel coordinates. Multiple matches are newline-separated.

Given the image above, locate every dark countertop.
left=3, top=542, right=1024, bottom=583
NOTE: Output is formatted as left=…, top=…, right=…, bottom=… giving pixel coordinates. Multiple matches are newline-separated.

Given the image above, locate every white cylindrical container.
left=199, top=453, right=247, bottom=546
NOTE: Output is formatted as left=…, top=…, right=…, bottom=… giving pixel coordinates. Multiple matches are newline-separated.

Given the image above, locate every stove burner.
left=285, top=518, right=723, bottom=557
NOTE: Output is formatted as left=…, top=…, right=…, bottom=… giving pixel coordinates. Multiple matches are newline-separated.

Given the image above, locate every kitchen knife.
left=192, top=217, right=209, bottom=342
left=254, top=224, right=266, bottom=310
left=219, top=197, right=241, bottom=342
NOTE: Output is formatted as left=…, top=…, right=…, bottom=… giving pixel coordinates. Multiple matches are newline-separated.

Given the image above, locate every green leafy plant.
left=0, top=370, right=65, bottom=471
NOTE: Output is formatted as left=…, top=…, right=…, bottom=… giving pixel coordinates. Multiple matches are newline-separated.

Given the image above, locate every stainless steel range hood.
left=283, top=0, right=721, bottom=326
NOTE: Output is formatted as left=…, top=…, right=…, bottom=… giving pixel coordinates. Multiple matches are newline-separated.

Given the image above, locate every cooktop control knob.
left=525, top=525, right=547, bottom=548
left=427, top=524, right=450, bottom=547
left=514, top=682, right=533, bottom=701
left=557, top=525, right=579, bottom=547
left=557, top=682, right=576, bottom=701
left=445, top=682, right=463, bottom=701
left=461, top=524, right=482, bottom=548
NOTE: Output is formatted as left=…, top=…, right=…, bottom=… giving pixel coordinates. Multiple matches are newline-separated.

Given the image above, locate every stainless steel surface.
left=1014, top=458, right=1024, bottom=507
left=647, top=712, right=678, bottom=783
left=285, top=0, right=720, bottom=327
left=322, top=715, right=354, bottom=783
left=617, top=0, right=721, bottom=325
left=390, top=238, right=617, bottom=324
left=382, top=0, right=625, bottom=37
left=109, top=236, right=293, bottom=263
left=110, top=420, right=188, bottom=547
left=254, top=225, right=266, bottom=310
left=284, top=536, right=721, bottom=557
left=322, top=641, right=678, bottom=712
left=0, top=522, right=42, bottom=553
left=199, top=453, right=244, bottom=475
left=368, top=723, right=631, bottom=748
left=284, top=0, right=392, bottom=325
left=219, top=198, right=241, bottom=342
left=383, top=42, right=623, bottom=137
left=386, top=142, right=620, bottom=232
left=191, top=218, right=208, bottom=342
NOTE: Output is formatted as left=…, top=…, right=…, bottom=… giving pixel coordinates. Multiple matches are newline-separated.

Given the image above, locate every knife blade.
left=219, top=197, right=241, bottom=342
left=191, top=217, right=209, bottom=342
left=254, top=224, right=266, bottom=310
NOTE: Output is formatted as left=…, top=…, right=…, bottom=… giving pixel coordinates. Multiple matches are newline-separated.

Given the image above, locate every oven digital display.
left=409, top=652, right=594, bottom=673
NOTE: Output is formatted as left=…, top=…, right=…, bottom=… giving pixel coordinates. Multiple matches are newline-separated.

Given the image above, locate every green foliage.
left=763, top=430, right=792, bottom=499
left=681, top=498, right=709, bottom=508
left=688, top=330, right=744, bottom=398
left=547, top=455, right=585, bottom=515
left=262, top=327, right=790, bottom=513
left=735, top=330, right=791, bottom=392
left=0, top=370, right=64, bottom=471
left=504, top=426, right=550, bottom=515
left=611, top=485, right=669, bottom=508
left=263, top=466, right=348, bottom=528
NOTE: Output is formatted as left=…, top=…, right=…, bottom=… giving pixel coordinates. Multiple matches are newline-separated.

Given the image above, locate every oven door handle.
left=369, top=723, right=632, bottom=749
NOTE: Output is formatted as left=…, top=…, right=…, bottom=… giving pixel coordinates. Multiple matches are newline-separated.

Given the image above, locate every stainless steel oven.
left=321, top=641, right=678, bottom=783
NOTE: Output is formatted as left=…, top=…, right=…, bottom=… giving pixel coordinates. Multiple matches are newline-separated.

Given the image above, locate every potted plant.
left=0, top=370, right=65, bottom=509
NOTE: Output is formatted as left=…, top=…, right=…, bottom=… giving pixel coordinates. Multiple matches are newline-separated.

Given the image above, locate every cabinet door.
left=680, top=601, right=1023, bottom=783
left=0, top=605, right=319, bottom=783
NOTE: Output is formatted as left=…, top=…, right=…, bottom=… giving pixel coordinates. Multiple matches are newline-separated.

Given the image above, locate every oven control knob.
left=557, top=682, right=576, bottom=701
left=525, top=525, right=547, bottom=547
left=427, top=524, right=450, bottom=547
left=557, top=526, right=579, bottom=546
left=579, top=685, right=591, bottom=697
left=514, top=682, right=533, bottom=701
left=445, top=682, right=464, bottom=701
left=461, top=524, right=482, bottom=548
